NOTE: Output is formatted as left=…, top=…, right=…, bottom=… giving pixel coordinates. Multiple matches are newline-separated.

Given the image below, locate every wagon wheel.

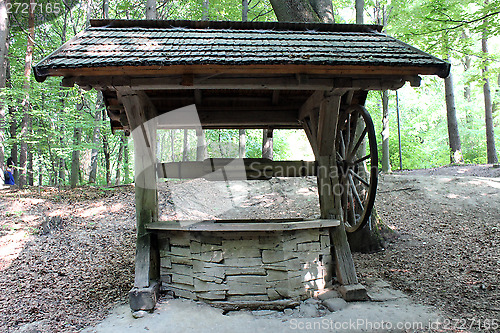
left=336, top=105, right=378, bottom=233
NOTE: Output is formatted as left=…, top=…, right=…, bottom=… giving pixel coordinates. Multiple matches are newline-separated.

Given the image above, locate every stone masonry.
left=158, top=228, right=332, bottom=304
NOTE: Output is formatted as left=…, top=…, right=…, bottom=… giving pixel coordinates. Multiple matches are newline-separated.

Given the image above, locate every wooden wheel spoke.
left=348, top=127, right=368, bottom=161
left=348, top=190, right=356, bottom=224
left=348, top=174, right=364, bottom=211
left=335, top=105, right=378, bottom=233
left=347, top=110, right=359, bottom=155
left=345, top=114, right=351, bottom=153
left=339, top=133, right=346, bottom=157
left=353, top=154, right=370, bottom=165
left=349, top=169, right=369, bottom=187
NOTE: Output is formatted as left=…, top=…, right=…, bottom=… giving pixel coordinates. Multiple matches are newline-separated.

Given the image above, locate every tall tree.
left=146, top=0, right=157, bottom=19
left=381, top=91, right=391, bottom=172
left=89, top=103, right=101, bottom=183
left=0, top=0, right=8, bottom=178
left=102, top=108, right=111, bottom=185
left=242, top=0, right=248, bottom=21
left=262, top=129, right=273, bottom=160
left=196, top=129, right=207, bottom=161
left=481, top=6, right=498, bottom=164
left=115, top=133, right=125, bottom=185
left=443, top=55, right=463, bottom=164
left=70, top=126, right=81, bottom=187
left=269, top=0, right=333, bottom=23
left=374, top=0, right=391, bottom=172
left=202, top=0, right=209, bottom=20
left=240, top=0, right=248, bottom=159
left=355, top=0, right=364, bottom=23
left=19, top=0, right=35, bottom=187
left=182, top=129, right=189, bottom=161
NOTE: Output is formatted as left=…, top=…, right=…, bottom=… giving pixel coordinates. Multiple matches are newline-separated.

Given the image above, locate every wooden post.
left=118, top=89, right=160, bottom=311
left=305, top=90, right=367, bottom=301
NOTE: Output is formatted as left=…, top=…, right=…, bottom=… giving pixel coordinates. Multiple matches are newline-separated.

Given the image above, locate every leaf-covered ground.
left=0, top=164, right=498, bottom=332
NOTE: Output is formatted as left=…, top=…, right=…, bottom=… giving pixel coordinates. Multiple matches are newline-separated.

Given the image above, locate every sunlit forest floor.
left=0, top=165, right=498, bottom=332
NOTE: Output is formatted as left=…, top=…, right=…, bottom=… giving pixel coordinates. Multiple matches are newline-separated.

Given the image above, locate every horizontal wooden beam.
left=47, top=63, right=445, bottom=80
left=157, top=159, right=317, bottom=180
left=146, top=219, right=340, bottom=232
left=156, top=110, right=301, bottom=129
left=66, top=73, right=411, bottom=91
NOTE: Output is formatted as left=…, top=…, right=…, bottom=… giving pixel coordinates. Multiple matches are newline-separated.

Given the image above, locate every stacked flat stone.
left=158, top=228, right=332, bottom=303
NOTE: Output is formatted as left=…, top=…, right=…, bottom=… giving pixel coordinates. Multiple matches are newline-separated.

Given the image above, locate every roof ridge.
left=89, top=19, right=383, bottom=33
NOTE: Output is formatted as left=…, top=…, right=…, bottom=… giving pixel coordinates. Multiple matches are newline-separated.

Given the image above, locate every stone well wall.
left=157, top=228, right=332, bottom=304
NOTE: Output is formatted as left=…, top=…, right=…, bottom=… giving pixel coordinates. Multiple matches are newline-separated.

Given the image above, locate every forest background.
left=0, top=0, right=499, bottom=188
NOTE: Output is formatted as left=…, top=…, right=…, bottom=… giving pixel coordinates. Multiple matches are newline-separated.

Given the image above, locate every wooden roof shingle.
left=34, top=19, right=450, bottom=81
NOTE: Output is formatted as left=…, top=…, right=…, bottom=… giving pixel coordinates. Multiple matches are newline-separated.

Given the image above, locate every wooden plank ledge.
left=146, top=219, right=340, bottom=232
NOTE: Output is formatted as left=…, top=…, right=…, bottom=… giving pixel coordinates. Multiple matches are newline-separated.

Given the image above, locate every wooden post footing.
left=338, top=283, right=368, bottom=301
left=129, top=280, right=161, bottom=312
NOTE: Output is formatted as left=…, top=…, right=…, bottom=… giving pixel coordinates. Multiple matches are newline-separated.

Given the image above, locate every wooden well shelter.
left=34, top=19, right=449, bottom=311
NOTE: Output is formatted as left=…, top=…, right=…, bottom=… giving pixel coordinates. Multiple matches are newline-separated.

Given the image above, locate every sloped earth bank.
left=0, top=165, right=498, bottom=332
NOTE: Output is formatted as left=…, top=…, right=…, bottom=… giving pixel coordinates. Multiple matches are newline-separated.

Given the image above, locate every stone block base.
left=338, top=283, right=368, bottom=301
left=129, top=281, right=161, bottom=311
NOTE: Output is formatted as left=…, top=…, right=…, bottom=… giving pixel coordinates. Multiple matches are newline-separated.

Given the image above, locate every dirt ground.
left=0, top=164, right=498, bottom=332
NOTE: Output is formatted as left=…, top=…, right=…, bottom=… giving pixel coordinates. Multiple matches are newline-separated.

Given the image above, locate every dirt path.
left=0, top=165, right=498, bottom=332
left=356, top=165, right=500, bottom=327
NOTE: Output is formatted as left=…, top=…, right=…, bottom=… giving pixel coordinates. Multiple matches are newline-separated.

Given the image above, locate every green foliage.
left=1, top=0, right=499, bottom=190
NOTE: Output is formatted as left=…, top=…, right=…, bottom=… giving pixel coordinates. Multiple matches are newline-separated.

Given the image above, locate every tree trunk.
left=89, top=104, right=101, bottom=183
left=0, top=0, right=8, bottom=177
left=170, top=129, right=176, bottom=161
left=239, top=129, right=246, bottom=158
left=355, top=0, right=364, bottom=24
left=196, top=129, right=207, bottom=161
left=444, top=72, right=463, bottom=164
left=28, top=151, right=33, bottom=185
left=202, top=0, right=209, bottom=20
left=115, top=133, right=125, bottom=185
left=182, top=129, right=189, bottom=161
left=102, top=0, right=109, bottom=19
left=269, top=0, right=321, bottom=22
left=146, top=0, right=157, bottom=19
left=124, top=137, right=130, bottom=183
left=19, top=0, right=35, bottom=188
left=262, top=129, right=273, bottom=160
left=70, top=127, right=81, bottom=188
left=482, top=28, right=499, bottom=164
left=310, top=0, right=334, bottom=23
left=102, top=108, right=111, bottom=185
left=240, top=1, right=248, bottom=161
left=242, top=0, right=248, bottom=21
left=381, top=91, right=391, bottom=172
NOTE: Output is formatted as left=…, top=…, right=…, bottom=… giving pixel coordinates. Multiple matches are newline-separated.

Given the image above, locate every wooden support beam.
left=307, top=90, right=365, bottom=297
left=157, top=110, right=301, bottom=129
left=272, top=90, right=280, bottom=105
left=194, top=89, right=202, bottom=104
left=317, top=93, right=342, bottom=156
left=157, top=159, right=317, bottom=180
left=68, top=74, right=410, bottom=91
left=117, top=88, right=159, bottom=290
left=298, top=90, right=324, bottom=120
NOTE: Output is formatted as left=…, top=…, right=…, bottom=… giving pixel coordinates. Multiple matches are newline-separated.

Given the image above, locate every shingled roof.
left=34, top=19, right=450, bottom=81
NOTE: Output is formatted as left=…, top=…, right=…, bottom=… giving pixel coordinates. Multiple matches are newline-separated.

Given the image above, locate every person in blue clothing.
left=4, top=157, right=15, bottom=185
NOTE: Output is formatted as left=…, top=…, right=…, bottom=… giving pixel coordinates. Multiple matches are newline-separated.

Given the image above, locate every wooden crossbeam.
left=64, top=74, right=411, bottom=91
left=157, top=159, right=317, bottom=180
